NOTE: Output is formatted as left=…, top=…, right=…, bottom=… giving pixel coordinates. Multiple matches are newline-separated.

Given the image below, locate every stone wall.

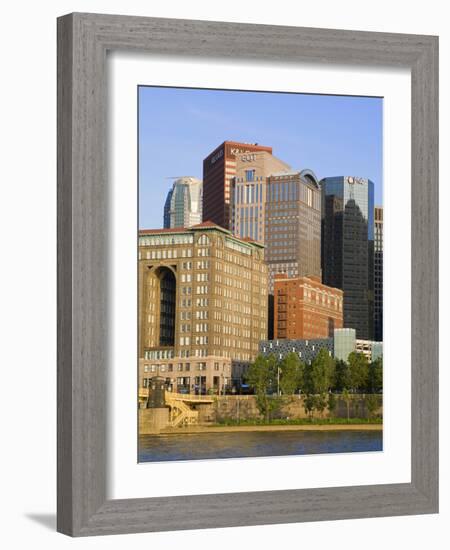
left=139, top=407, right=170, bottom=434
left=198, top=394, right=382, bottom=424
left=138, top=395, right=383, bottom=432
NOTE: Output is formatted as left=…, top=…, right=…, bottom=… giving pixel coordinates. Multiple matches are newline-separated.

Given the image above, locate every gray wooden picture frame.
left=57, top=12, right=439, bottom=537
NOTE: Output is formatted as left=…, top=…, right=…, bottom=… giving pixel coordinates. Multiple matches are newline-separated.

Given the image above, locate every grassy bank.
left=159, top=422, right=382, bottom=435
left=214, top=417, right=383, bottom=427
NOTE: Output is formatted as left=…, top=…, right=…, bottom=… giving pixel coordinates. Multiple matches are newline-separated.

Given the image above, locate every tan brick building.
left=231, top=150, right=291, bottom=243
left=274, top=274, right=343, bottom=340
left=202, top=141, right=272, bottom=230
left=138, top=222, right=267, bottom=394
left=265, top=170, right=322, bottom=293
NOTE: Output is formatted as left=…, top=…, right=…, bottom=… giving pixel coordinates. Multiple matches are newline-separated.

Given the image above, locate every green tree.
left=245, top=354, right=280, bottom=421
left=328, top=392, right=337, bottom=417
left=279, top=352, right=304, bottom=395
left=342, top=388, right=351, bottom=420
left=245, top=354, right=276, bottom=394
left=334, top=359, right=351, bottom=392
left=310, top=349, right=335, bottom=394
left=366, top=394, right=380, bottom=419
left=348, top=352, right=369, bottom=392
left=302, top=362, right=314, bottom=395
left=303, top=394, right=316, bottom=419
left=368, top=357, right=383, bottom=393
left=255, top=393, right=283, bottom=421
left=315, top=393, right=328, bottom=418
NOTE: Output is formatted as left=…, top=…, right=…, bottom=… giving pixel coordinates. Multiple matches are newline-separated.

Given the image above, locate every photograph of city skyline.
left=138, top=86, right=383, bottom=462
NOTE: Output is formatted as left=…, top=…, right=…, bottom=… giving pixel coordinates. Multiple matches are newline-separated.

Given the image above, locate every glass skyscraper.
left=163, top=177, right=203, bottom=229
left=163, top=187, right=174, bottom=228
left=321, top=176, right=375, bottom=340
left=374, top=206, right=383, bottom=341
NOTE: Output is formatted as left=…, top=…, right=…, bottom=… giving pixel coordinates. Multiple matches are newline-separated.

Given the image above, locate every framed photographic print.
left=137, top=87, right=384, bottom=463
left=57, top=13, right=438, bottom=536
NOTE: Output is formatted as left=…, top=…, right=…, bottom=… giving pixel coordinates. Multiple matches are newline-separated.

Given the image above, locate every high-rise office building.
left=163, top=189, right=173, bottom=228
left=231, top=151, right=291, bottom=243
left=273, top=274, right=343, bottom=340
left=321, top=176, right=375, bottom=340
left=138, top=222, right=268, bottom=393
left=265, top=169, right=322, bottom=293
left=202, top=141, right=272, bottom=230
left=163, top=177, right=203, bottom=229
left=374, top=206, right=383, bottom=341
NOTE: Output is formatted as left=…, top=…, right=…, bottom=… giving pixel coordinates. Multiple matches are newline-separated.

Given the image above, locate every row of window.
left=143, top=244, right=269, bottom=264
left=142, top=374, right=230, bottom=389
left=222, top=263, right=254, bottom=277
left=213, top=274, right=253, bottom=290
left=142, top=248, right=192, bottom=260
left=139, top=234, right=213, bottom=248
left=268, top=215, right=300, bottom=224
left=233, top=182, right=264, bottom=205
left=140, top=235, right=193, bottom=246
left=224, top=238, right=253, bottom=257
left=144, top=349, right=174, bottom=360
left=179, top=336, right=210, bottom=346
left=179, top=323, right=262, bottom=337
left=213, top=312, right=252, bottom=325
left=143, top=361, right=211, bottom=374
left=178, top=298, right=255, bottom=316
left=180, top=273, right=210, bottom=283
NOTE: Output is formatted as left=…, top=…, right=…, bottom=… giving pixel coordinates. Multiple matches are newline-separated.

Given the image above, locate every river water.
left=139, top=429, right=382, bottom=462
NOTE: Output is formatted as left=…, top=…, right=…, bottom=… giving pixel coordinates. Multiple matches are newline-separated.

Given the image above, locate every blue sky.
left=139, top=86, right=383, bottom=229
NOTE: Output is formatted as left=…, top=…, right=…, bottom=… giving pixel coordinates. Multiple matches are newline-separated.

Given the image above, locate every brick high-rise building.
left=321, top=176, right=375, bottom=340
left=374, top=206, right=383, bottom=341
left=202, top=141, right=272, bottom=230
left=273, top=274, right=343, bottom=340
left=138, top=222, right=267, bottom=394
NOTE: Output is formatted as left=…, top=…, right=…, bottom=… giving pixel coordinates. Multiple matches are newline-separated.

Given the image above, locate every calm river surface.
left=139, top=430, right=382, bottom=462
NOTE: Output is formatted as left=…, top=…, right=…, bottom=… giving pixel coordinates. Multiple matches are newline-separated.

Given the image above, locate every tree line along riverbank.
left=239, top=349, right=382, bottom=423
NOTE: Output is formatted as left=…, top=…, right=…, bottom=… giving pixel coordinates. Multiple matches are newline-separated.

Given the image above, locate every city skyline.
left=139, top=86, right=383, bottom=229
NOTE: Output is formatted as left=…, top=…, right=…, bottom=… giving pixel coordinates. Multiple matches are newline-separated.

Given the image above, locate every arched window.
left=198, top=234, right=210, bottom=245
left=158, top=268, right=176, bottom=346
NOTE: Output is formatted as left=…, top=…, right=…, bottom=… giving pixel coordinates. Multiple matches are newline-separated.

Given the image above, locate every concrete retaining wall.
left=139, top=407, right=170, bottom=434
left=203, top=394, right=383, bottom=423
left=138, top=395, right=382, bottom=432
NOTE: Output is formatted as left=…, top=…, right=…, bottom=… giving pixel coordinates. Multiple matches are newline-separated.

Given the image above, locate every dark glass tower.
left=374, top=206, right=383, bottom=341
left=321, top=176, right=374, bottom=340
